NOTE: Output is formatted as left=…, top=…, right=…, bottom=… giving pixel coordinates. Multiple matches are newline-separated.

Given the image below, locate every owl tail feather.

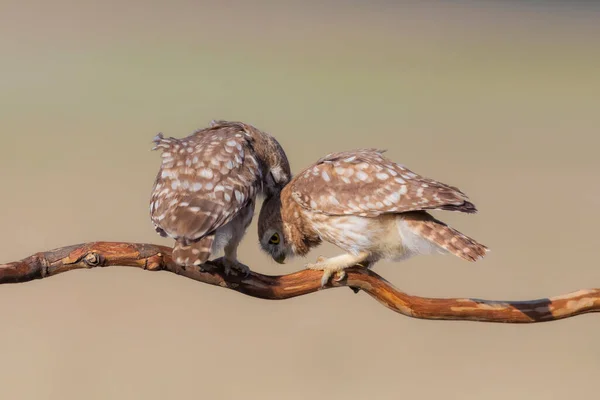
left=152, top=132, right=179, bottom=151
left=405, top=216, right=489, bottom=262
left=172, top=236, right=214, bottom=267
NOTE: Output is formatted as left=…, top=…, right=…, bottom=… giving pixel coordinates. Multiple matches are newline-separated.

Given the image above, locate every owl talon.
left=319, top=269, right=346, bottom=287
left=334, top=270, right=346, bottom=282
left=306, top=263, right=347, bottom=288
left=222, top=259, right=251, bottom=277
left=320, top=269, right=333, bottom=287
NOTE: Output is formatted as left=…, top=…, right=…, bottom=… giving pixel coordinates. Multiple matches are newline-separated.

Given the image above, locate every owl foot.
left=305, top=261, right=347, bottom=288
left=220, top=258, right=251, bottom=278
left=307, top=253, right=371, bottom=288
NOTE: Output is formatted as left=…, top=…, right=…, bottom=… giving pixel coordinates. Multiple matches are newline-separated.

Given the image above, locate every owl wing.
left=150, top=127, right=260, bottom=241
left=290, top=149, right=476, bottom=217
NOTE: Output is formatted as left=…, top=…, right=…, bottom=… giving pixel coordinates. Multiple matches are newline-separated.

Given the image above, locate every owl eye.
left=269, top=233, right=280, bottom=244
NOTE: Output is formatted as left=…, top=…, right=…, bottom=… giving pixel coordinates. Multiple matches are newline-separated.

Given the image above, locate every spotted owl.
left=150, top=120, right=291, bottom=274
left=258, top=149, right=488, bottom=286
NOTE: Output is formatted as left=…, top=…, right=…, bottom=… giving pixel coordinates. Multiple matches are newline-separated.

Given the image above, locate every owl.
left=258, top=149, right=488, bottom=286
left=150, top=120, right=291, bottom=275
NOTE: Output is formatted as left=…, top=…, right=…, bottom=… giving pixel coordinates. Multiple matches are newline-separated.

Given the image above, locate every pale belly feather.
left=308, top=212, right=446, bottom=262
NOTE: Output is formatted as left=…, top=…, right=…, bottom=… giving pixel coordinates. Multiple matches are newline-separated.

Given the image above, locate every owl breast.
left=306, top=211, right=445, bottom=261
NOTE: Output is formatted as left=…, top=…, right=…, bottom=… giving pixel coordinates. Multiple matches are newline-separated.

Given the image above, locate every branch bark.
left=1, top=241, right=598, bottom=323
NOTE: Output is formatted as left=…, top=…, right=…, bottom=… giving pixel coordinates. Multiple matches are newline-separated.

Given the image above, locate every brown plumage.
left=401, top=212, right=488, bottom=262
left=150, top=120, right=291, bottom=274
left=258, top=149, right=488, bottom=286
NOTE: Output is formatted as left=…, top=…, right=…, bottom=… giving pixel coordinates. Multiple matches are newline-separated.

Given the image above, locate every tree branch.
left=1, top=241, right=598, bottom=323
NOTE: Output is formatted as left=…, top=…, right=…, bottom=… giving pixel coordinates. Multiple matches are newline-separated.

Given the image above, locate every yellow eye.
left=269, top=233, right=280, bottom=244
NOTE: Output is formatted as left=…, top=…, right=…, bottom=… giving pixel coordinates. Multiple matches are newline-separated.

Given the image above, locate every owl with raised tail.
left=150, top=120, right=291, bottom=275
left=258, top=149, right=488, bottom=286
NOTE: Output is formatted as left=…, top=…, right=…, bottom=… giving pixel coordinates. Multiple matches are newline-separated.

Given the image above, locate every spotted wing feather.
left=290, top=149, right=476, bottom=217
left=150, top=127, right=260, bottom=242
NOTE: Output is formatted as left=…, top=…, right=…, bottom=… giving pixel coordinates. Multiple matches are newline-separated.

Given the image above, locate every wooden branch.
left=1, top=241, right=598, bottom=323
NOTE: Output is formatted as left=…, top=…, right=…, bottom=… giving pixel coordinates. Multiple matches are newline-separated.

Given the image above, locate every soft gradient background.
left=1, top=1, right=599, bottom=399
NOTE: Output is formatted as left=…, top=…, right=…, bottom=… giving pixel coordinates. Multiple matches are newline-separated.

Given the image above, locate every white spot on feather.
left=235, top=190, right=244, bottom=202
left=388, top=192, right=401, bottom=203
left=199, top=168, right=213, bottom=179
left=356, top=171, right=368, bottom=181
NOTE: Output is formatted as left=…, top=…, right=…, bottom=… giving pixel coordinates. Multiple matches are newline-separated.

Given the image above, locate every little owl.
left=150, top=120, right=291, bottom=275
left=258, top=149, right=488, bottom=286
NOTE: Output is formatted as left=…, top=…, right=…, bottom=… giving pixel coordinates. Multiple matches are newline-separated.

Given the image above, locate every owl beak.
left=274, top=254, right=286, bottom=264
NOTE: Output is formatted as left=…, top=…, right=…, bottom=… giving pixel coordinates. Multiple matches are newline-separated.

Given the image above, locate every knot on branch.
left=83, top=252, right=103, bottom=267
left=0, top=241, right=599, bottom=323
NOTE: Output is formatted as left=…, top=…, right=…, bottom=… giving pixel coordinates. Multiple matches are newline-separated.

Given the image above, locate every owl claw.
left=222, top=259, right=251, bottom=278
left=320, top=271, right=331, bottom=287
left=319, top=269, right=346, bottom=287
left=306, top=263, right=347, bottom=288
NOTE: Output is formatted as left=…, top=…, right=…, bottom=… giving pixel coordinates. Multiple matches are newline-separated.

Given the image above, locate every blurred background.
left=1, top=0, right=599, bottom=399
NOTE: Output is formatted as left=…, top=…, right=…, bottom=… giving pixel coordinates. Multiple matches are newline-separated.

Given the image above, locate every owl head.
left=258, top=194, right=292, bottom=264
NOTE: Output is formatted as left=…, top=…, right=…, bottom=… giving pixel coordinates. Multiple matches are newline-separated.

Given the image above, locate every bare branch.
left=1, top=241, right=598, bottom=323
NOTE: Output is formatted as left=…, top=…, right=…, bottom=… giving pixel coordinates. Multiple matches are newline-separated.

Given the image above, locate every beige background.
left=1, top=1, right=599, bottom=399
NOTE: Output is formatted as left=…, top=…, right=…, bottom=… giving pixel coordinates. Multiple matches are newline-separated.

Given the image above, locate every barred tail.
left=405, top=215, right=488, bottom=262
left=172, top=235, right=214, bottom=266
